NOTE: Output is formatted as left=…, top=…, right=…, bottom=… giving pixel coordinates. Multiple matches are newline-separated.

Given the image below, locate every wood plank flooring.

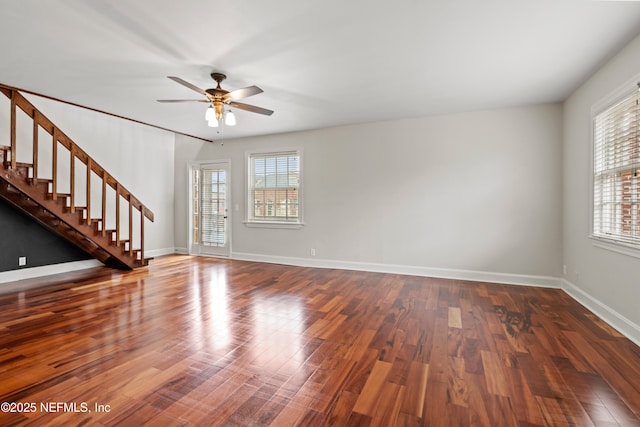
left=0, top=255, right=639, bottom=426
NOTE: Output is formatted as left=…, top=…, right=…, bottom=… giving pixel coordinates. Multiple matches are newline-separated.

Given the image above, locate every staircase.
left=0, top=86, right=154, bottom=270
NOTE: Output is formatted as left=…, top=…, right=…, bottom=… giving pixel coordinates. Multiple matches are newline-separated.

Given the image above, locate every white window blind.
left=593, top=86, right=640, bottom=248
left=248, top=151, right=301, bottom=224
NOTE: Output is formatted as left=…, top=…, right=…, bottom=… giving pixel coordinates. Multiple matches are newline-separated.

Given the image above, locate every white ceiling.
left=2, top=0, right=640, bottom=141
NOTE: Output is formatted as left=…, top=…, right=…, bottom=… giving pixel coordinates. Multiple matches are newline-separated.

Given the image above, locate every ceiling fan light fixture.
left=161, top=73, right=274, bottom=128
left=205, top=105, right=215, bottom=121
left=225, top=110, right=236, bottom=126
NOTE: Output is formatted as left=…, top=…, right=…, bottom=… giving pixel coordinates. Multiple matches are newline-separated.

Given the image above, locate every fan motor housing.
left=206, top=88, right=228, bottom=98
left=207, top=73, right=228, bottom=98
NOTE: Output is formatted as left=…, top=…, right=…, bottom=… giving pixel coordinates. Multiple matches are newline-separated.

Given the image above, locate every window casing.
left=592, top=86, right=640, bottom=249
left=247, top=151, right=302, bottom=226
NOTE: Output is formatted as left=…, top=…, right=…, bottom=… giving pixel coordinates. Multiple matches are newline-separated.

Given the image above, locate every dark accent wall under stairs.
left=0, top=197, right=91, bottom=272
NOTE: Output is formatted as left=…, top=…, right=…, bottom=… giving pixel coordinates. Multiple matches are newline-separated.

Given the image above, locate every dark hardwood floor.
left=0, top=255, right=639, bottom=426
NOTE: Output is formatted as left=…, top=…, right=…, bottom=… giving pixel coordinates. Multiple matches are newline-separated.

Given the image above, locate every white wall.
left=563, top=33, right=640, bottom=334
left=176, top=103, right=563, bottom=283
left=24, top=95, right=176, bottom=256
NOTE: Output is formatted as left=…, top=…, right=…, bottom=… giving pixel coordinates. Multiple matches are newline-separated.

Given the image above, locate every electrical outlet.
left=563, top=264, right=567, bottom=275
left=310, top=248, right=316, bottom=257
left=18, top=256, right=27, bottom=266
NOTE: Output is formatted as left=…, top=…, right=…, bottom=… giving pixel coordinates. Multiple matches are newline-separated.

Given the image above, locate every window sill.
left=244, top=221, right=304, bottom=230
left=589, top=236, right=640, bottom=259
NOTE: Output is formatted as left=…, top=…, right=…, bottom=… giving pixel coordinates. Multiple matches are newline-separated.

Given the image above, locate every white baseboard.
left=146, top=247, right=178, bottom=258
left=3, top=250, right=637, bottom=347
left=0, top=247, right=176, bottom=285
left=232, top=252, right=640, bottom=345
left=230, top=252, right=562, bottom=288
left=0, top=259, right=103, bottom=285
left=561, top=279, right=640, bottom=347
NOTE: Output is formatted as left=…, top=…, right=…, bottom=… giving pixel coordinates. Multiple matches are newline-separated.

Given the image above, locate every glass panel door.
left=191, top=161, right=230, bottom=257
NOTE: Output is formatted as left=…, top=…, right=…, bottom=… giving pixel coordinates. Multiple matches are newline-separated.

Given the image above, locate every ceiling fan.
left=158, top=72, right=274, bottom=126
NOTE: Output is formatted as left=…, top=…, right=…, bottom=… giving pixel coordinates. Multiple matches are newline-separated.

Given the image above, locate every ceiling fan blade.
left=167, top=76, right=210, bottom=97
left=157, top=99, right=209, bottom=103
left=228, top=101, right=274, bottom=116
left=224, top=85, right=263, bottom=101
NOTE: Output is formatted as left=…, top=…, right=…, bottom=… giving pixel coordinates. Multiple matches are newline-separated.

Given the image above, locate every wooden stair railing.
left=0, top=86, right=154, bottom=270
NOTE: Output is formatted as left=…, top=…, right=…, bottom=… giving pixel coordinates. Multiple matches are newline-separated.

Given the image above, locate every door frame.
left=187, top=159, right=232, bottom=258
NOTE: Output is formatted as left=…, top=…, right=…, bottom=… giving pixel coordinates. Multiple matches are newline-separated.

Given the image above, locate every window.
left=247, top=151, right=302, bottom=226
left=592, top=86, right=640, bottom=249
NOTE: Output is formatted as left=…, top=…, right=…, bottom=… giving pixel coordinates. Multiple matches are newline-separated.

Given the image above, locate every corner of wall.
left=561, top=279, right=640, bottom=347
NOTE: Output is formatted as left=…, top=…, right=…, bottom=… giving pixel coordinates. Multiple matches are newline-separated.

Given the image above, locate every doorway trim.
left=187, top=159, right=232, bottom=258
